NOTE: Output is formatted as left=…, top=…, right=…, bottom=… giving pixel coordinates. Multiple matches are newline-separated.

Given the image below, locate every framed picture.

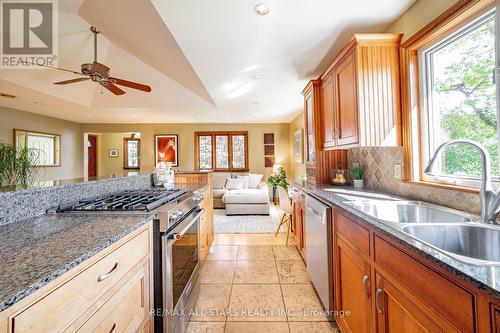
left=154, top=134, right=178, bottom=167
left=108, top=149, right=119, bottom=158
left=294, top=129, right=304, bottom=163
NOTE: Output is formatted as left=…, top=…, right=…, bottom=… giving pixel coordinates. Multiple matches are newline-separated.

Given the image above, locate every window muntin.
left=123, top=138, right=140, bottom=169
left=420, top=12, right=498, bottom=184
left=195, top=132, right=248, bottom=171
left=14, top=129, right=61, bottom=167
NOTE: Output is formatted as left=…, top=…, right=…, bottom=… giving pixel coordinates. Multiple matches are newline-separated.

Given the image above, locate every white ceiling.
left=0, top=0, right=414, bottom=123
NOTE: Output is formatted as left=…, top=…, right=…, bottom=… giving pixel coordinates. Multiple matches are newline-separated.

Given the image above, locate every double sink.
left=343, top=199, right=500, bottom=266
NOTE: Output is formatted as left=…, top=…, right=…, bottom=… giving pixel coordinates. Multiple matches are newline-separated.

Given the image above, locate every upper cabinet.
left=318, top=34, right=402, bottom=150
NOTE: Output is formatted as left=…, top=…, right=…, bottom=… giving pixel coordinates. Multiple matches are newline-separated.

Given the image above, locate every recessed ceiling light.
left=252, top=75, right=263, bottom=80
left=252, top=101, right=259, bottom=105
left=254, top=3, right=270, bottom=16
left=128, top=114, right=137, bottom=117
left=0, top=93, right=16, bottom=99
left=33, top=101, right=45, bottom=106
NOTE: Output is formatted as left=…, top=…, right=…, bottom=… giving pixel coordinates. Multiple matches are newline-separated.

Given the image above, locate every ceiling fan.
left=30, top=26, right=152, bottom=95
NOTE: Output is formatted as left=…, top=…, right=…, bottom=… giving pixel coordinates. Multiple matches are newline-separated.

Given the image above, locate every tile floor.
left=186, top=233, right=339, bottom=333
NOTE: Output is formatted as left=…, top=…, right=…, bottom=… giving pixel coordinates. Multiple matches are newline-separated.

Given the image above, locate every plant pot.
left=353, top=179, right=364, bottom=189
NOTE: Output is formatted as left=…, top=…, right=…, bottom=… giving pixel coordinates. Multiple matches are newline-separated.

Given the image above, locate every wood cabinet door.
left=334, top=50, right=359, bottom=146
left=304, top=89, right=316, bottom=165
left=375, top=274, right=447, bottom=333
left=293, top=200, right=301, bottom=248
left=321, top=71, right=336, bottom=149
left=335, top=236, right=371, bottom=333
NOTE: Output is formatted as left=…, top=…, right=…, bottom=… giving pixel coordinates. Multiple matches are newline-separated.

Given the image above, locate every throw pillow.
left=225, top=178, right=245, bottom=190
left=248, top=173, right=263, bottom=189
left=237, top=175, right=250, bottom=189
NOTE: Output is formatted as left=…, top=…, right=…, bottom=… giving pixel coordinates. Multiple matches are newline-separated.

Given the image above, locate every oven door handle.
left=167, top=208, right=204, bottom=240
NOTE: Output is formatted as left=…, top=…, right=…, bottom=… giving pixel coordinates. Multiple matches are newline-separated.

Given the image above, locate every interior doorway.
left=88, top=135, right=98, bottom=178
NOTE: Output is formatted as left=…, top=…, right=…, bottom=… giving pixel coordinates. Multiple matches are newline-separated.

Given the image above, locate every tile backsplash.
left=348, top=147, right=481, bottom=215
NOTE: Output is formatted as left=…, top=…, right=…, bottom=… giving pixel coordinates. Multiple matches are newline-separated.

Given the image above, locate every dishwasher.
left=305, top=194, right=332, bottom=313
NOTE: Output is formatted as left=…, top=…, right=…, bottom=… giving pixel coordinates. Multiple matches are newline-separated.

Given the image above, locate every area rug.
left=214, top=206, right=286, bottom=234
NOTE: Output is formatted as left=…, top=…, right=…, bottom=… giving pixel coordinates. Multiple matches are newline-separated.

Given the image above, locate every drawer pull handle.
left=362, top=275, right=370, bottom=299
left=375, top=288, right=384, bottom=315
left=109, top=323, right=117, bottom=333
left=97, top=262, right=118, bottom=282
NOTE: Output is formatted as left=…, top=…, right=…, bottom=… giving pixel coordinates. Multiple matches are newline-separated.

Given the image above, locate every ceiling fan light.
left=254, top=3, right=270, bottom=16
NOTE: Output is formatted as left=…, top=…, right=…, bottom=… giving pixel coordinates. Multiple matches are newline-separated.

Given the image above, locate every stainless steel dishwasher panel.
left=305, top=194, right=331, bottom=313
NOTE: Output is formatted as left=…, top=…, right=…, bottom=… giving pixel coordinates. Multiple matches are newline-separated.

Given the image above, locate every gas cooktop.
left=55, top=188, right=188, bottom=212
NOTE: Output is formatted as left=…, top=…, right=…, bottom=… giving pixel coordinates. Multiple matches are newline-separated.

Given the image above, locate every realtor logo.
left=1, top=0, right=58, bottom=68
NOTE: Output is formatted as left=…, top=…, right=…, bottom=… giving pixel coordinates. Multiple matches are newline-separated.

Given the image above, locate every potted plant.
left=352, top=164, right=364, bottom=189
left=267, top=166, right=289, bottom=204
left=0, top=143, right=39, bottom=187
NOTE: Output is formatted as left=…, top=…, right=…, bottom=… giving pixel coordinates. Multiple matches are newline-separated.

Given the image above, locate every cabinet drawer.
left=77, top=263, right=150, bottom=333
left=12, top=228, right=149, bottom=333
left=335, top=211, right=370, bottom=256
left=374, top=236, right=474, bottom=333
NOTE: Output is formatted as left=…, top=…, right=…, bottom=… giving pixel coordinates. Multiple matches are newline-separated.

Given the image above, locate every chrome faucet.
left=424, top=139, right=500, bottom=225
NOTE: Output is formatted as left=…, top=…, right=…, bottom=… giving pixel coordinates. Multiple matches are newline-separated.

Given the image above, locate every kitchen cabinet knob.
left=97, top=262, right=118, bottom=282
left=362, top=275, right=370, bottom=299
left=375, top=288, right=384, bottom=315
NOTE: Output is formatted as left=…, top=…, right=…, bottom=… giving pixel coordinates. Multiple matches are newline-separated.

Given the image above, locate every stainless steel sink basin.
left=345, top=201, right=472, bottom=224
left=402, top=224, right=500, bottom=265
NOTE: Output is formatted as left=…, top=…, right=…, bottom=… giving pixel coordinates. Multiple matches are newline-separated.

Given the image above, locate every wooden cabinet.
left=335, top=235, right=372, bottom=333
left=332, top=209, right=498, bottom=333
left=318, top=34, right=402, bottom=149
left=0, top=223, right=153, bottom=333
left=291, top=186, right=306, bottom=261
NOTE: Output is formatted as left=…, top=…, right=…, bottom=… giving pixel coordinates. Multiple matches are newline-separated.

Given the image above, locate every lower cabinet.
left=292, top=190, right=306, bottom=261
left=335, top=236, right=372, bottom=333
left=333, top=209, right=498, bottom=333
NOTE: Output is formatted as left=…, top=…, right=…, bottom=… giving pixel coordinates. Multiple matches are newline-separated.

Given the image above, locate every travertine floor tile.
left=214, top=233, right=294, bottom=246
left=200, top=260, right=236, bottom=284
left=273, top=245, right=302, bottom=260
left=185, top=321, right=225, bottom=333
left=281, top=283, right=329, bottom=321
left=234, top=260, right=279, bottom=284
left=190, top=284, right=231, bottom=322
left=237, top=245, right=274, bottom=260
left=289, top=321, right=339, bottom=332
left=228, top=284, right=286, bottom=321
left=206, top=245, right=239, bottom=260
left=224, top=321, right=289, bottom=333
left=276, top=260, right=310, bottom=283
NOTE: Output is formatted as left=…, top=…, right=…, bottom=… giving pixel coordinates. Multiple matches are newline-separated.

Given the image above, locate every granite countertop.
left=0, top=212, right=154, bottom=312
left=292, top=181, right=500, bottom=300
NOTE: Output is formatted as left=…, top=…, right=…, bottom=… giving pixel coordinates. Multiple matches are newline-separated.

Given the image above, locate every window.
left=123, top=138, right=140, bottom=169
left=14, top=129, right=61, bottom=166
left=195, top=132, right=248, bottom=171
left=402, top=3, right=500, bottom=189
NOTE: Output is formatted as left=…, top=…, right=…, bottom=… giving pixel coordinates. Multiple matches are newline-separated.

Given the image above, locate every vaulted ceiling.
left=0, top=0, right=414, bottom=123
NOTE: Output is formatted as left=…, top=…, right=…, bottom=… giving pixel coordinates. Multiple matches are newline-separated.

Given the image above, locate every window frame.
left=194, top=131, right=249, bottom=172
left=400, top=0, right=496, bottom=193
left=13, top=129, right=61, bottom=167
left=123, top=137, right=141, bottom=169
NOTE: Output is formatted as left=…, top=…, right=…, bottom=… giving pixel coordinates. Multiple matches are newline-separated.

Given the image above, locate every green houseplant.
left=352, top=164, right=364, bottom=189
left=268, top=167, right=289, bottom=203
left=0, top=143, right=39, bottom=187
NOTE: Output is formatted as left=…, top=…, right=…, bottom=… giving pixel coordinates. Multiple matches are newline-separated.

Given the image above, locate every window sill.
left=403, top=179, right=480, bottom=194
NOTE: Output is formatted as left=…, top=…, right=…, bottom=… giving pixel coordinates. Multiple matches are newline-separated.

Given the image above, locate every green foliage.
left=268, top=167, right=289, bottom=191
left=433, top=17, right=498, bottom=177
left=352, top=165, right=364, bottom=180
left=0, top=143, right=39, bottom=186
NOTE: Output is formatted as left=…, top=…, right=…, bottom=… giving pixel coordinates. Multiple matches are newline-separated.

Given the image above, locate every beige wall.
left=81, top=123, right=290, bottom=178
left=0, top=106, right=83, bottom=181
left=386, top=0, right=459, bottom=41
left=288, top=112, right=306, bottom=181
left=95, top=132, right=138, bottom=176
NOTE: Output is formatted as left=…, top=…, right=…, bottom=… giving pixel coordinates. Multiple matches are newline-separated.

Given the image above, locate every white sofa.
left=212, top=172, right=270, bottom=215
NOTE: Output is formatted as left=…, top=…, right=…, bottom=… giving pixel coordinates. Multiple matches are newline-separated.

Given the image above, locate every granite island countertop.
left=292, top=181, right=500, bottom=300
left=0, top=212, right=154, bottom=312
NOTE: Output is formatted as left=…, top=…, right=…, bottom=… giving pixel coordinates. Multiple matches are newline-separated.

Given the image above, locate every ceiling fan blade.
left=54, top=77, right=90, bottom=85
left=20, top=60, right=84, bottom=75
left=100, top=81, right=125, bottom=95
left=108, top=77, right=152, bottom=92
